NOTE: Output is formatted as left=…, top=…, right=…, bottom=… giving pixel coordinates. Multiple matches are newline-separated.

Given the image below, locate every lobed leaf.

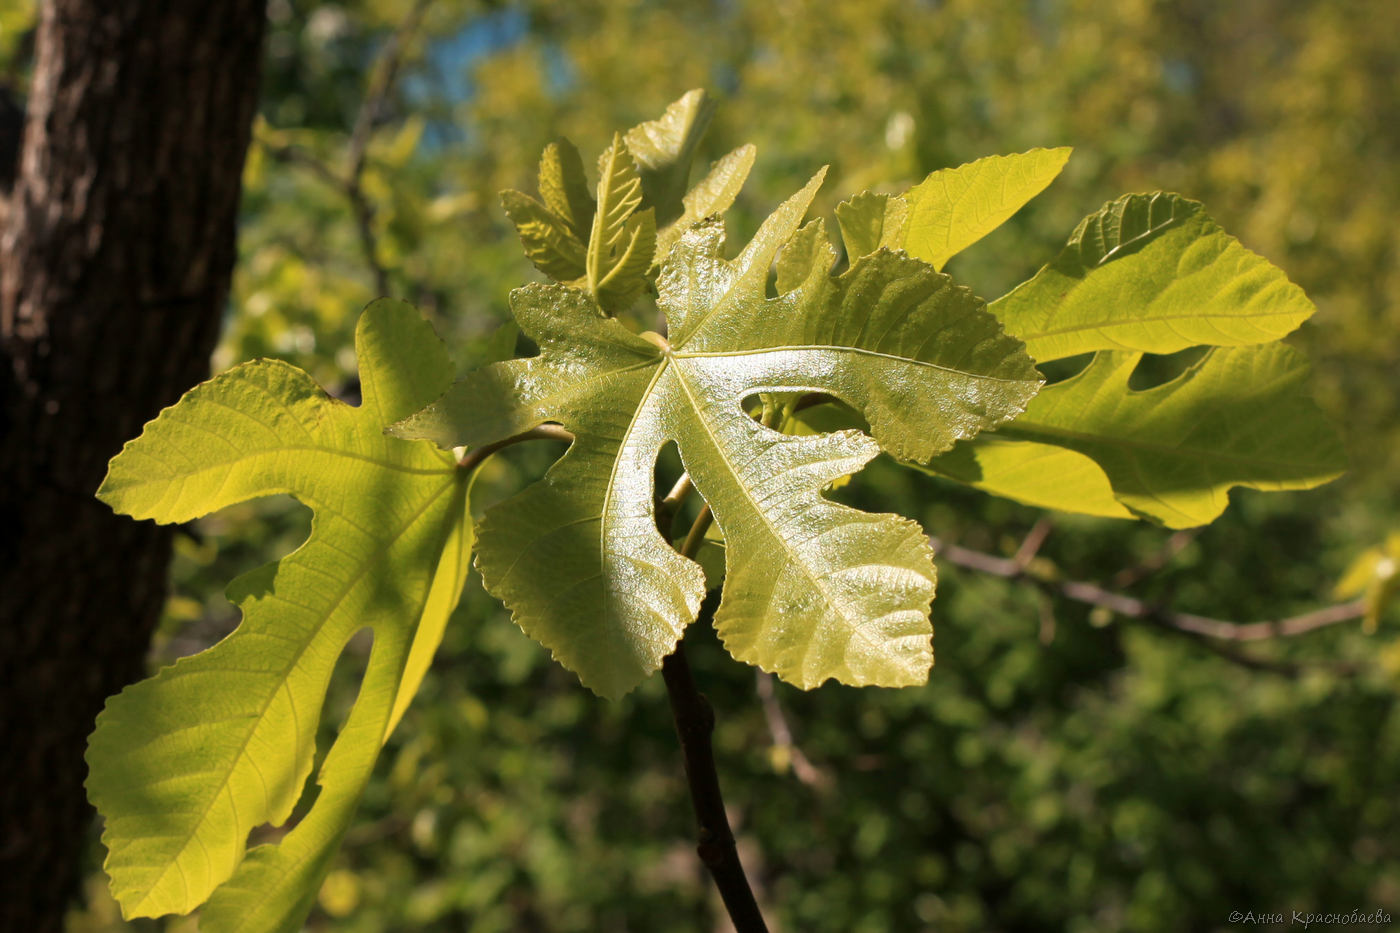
left=996, top=345, right=1345, bottom=526
left=913, top=192, right=1343, bottom=524
left=992, top=192, right=1317, bottom=361
left=87, top=302, right=472, bottom=929
left=396, top=174, right=1041, bottom=694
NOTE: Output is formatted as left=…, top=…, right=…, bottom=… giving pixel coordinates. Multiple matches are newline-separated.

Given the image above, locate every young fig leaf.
left=500, top=139, right=595, bottom=284
left=837, top=148, right=1071, bottom=268
left=87, top=302, right=473, bottom=930
left=394, top=173, right=1042, bottom=695
left=624, top=88, right=717, bottom=226
left=538, top=137, right=596, bottom=239
left=655, top=143, right=757, bottom=266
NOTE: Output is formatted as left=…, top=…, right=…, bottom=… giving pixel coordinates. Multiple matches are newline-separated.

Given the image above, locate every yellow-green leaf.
left=922, top=437, right=1134, bottom=519
left=992, top=193, right=1316, bottom=362
left=998, top=345, right=1345, bottom=527
left=588, top=134, right=655, bottom=311
left=624, top=88, right=717, bottom=226
left=394, top=175, right=1041, bottom=694
left=87, top=302, right=472, bottom=930
left=837, top=148, right=1071, bottom=269
left=902, top=148, right=1071, bottom=270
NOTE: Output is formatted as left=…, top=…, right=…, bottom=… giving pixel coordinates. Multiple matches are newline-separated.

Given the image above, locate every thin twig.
left=347, top=0, right=430, bottom=182
left=262, top=138, right=391, bottom=298
left=755, top=670, right=832, bottom=791
left=261, top=1, right=430, bottom=298
left=679, top=503, right=715, bottom=558
left=661, top=644, right=767, bottom=933
left=656, top=472, right=694, bottom=538
left=928, top=536, right=1367, bottom=672
left=1110, top=528, right=1199, bottom=588
left=1013, top=516, right=1054, bottom=569
left=658, top=500, right=768, bottom=932
left=348, top=0, right=430, bottom=297
left=1036, top=593, right=1056, bottom=645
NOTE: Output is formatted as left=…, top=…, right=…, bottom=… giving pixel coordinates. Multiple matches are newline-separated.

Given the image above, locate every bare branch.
left=653, top=501, right=768, bottom=932
left=346, top=0, right=430, bottom=183
left=1110, top=528, right=1199, bottom=588
left=928, top=536, right=1367, bottom=673
left=755, top=671, right=832, bottom=791
left=343, top=0, right=431, bottom=298
left=260, top=1, right=430, bottom=300
left=661, top=645, right=767, bottom=932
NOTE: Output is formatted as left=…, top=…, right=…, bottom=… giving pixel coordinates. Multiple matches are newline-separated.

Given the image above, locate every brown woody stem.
left=661, top=494, right=768, bottom=932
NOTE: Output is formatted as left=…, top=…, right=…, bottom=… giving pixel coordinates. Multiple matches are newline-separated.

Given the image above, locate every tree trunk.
left=0, top=3, right=265, bottom=930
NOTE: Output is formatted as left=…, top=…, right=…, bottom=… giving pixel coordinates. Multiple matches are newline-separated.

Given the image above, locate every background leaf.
left=996, top=345, right=1345, bottom=526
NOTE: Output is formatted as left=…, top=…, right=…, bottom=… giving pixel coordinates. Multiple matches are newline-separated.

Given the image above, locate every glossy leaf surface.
left=395, top=174, right=1042, bottom=695
left=87, top=302, right=472, bottom=929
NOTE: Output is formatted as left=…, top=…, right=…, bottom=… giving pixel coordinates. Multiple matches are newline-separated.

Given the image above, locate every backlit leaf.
left=921, top=437, right=1134, bottom=519
left=537, top=138, right=595, bottom=239
left=837, top=148, right=1071, bottom=269
left=87, top=302, right=472, bottom=930
left=655, top=143, right=757, bottom=264
left=918, top=192, right=1343, bottom=524
left=996, top=345, right=1345, bottom=526
left=902, top=148, right=1072, bottom=270
left=992, top=193, right=1316, bottom=361
left=624, top=87, right=717, bottom=226
left=501, top=188, right=588, bottom=282
left=580, top=134, right=655, bottom=311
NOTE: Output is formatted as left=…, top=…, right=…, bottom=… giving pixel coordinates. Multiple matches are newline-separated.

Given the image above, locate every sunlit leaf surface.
left=395, top=174, right=1041, bottom=694
left=88, top=303, right=473, bottom=930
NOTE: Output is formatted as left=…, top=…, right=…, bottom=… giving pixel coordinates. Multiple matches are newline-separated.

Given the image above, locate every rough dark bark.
left=0, top=3, right=265, bottom=930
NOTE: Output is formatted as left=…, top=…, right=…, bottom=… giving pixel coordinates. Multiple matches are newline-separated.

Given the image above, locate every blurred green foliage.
left=7, top=0, right=1388, bottom=929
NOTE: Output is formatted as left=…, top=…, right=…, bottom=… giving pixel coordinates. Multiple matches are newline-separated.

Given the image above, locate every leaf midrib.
left=999, top=419, right=1341, bottom=473
left=1015, top=306, right=1304, bottom=342
left=595, top=357, right=672, bottom=643
left=675, top=345, right=1031, bottom=385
